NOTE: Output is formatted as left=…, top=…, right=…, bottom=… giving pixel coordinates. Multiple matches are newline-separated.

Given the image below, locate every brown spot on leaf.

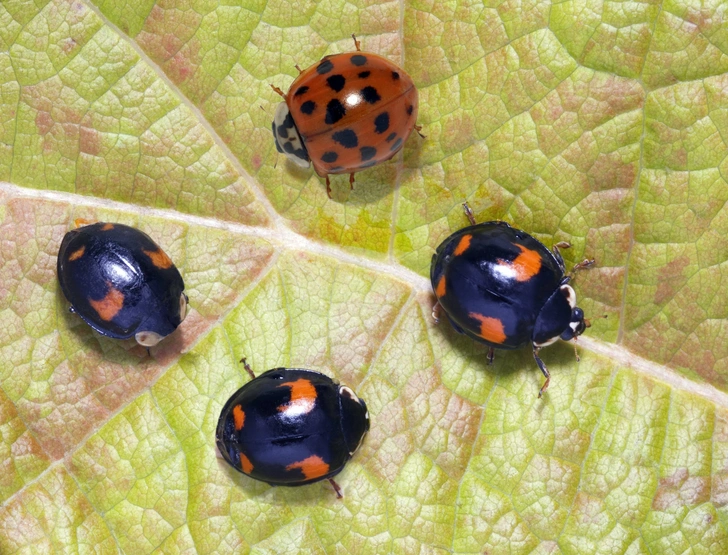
left=35, top=111, right=53, bottom=135
left=655, top=255, right=690, bottom=305
left=652, top=468, right=710, bottom=511
left=79, top=127, right=100, bottom=156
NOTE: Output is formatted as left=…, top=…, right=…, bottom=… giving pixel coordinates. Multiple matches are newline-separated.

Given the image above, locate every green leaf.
left=2, top=0, right=728, bottom=553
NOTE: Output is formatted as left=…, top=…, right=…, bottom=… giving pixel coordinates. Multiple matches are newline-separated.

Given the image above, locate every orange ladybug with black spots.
left=431, top=203, right=594, bottom=398
left=57, top=221, right=187, bottom=347
left=216, top=362, right=369, bottom=498
left=271, top=35, right=420, bottom=197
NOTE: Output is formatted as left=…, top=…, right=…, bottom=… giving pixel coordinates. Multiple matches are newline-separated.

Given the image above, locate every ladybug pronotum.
left=216, top=360, right=369, bottom=498
left=57, top=220, right=188, bottom=347
left=431, top=203, right=595, bottom=397
left=271, top=35, right=420, bottom=197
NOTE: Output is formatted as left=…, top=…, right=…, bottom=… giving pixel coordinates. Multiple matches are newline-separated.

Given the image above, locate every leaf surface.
left=2, top=0, right=728, bottom=553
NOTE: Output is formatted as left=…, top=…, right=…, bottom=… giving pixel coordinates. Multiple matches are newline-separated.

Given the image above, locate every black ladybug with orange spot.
left=57, top=221, right=188, bottom=347
left=216, top=361, right=369, bottom=498
left=431, top=203, right=594, bottom=397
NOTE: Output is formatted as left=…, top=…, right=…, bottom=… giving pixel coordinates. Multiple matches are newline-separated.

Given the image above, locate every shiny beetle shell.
left=57, top=222, right=187, bottom=347
left=273, top=51, right=418, bottom=178
left=216, top=368, right=369, bottom=487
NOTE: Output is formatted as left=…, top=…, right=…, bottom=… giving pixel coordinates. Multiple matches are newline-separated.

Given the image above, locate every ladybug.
left=271, top=35, right=421, bottom=197
left=57, top=220, right=188, bottom=347
left=216, top=360, right=369, bottom=498
left=430, top=203, right=594, bottom=397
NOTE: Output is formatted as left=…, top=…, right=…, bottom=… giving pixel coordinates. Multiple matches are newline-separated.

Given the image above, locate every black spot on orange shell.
left=325, top=99, right=346, bottom=124
left=361, top=86, right=380, bottom=104
left=374, top=113, right=389, bottom=134
left=300, top=100, right=316, bottom=115
left=406, top=104, right=414, bottom=115
left=332, top=129, right=358, bottom=148
left=326, top=74, right=346, bottom=92
left=392, top=71, right=400, bottom=80
left=358, top=71, right=370, bottom=78
left=360, top=146, right=376, bottom=161
left=385, top=132, right=397, bottom=142
left=317, top=59, right=334, bottom=74
left=321, top=151, right=338, bottom=163
left=390, top=138, right=403, bottom=152
left=350, top=54, right=367, bottom=66
left=294, top=86, right=309, bottom=96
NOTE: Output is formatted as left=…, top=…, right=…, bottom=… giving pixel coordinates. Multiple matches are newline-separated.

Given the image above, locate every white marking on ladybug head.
left=533, top=336, right=560, bottom=349
left=135, top=330, right=164, bottom=347
left=179, top=293, right=188, bottom=323
left=561, top=284, right=576, bottom=309
left=272, top=102, right=310, bottom=169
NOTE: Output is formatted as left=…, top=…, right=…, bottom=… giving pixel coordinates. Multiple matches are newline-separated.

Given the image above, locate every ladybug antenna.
left=351, top=34, right=361, bottom=51
left=295, top=63, right=303, bottom=74
left=239, top=357, right=256, bottom=379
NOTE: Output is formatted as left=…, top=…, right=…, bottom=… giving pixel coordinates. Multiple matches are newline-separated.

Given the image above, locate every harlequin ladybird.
left=271, top=35, right=421, bottom=197
left=57, top=220, right=187, bottom=347
left=216, top=360, right=369, bottom=498
left=431, top=203, right=594, bottom=397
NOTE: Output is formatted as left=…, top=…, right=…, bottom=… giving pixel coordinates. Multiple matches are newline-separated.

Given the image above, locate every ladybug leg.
left=533, top=347, right=550, bottom=399
left=414, top=124, right=426, bottom=139
left=487, top=347, right=495, bottom=366
left=431, top=301, right=441, bottom=324
left=329, top=478, right=343, bottom=499
left=349, top=173, right=355, bottom=190
left=239, top=357, right=256, bottom=379
left=325, top=175, right=332, bottom=198
left=552, top=241, right=570, bottom=272
left=270, top=84, right=286, bottom=98
left=295, top=64, right=302, bottom=74
left=573, top=340, right=580, bottom=363
left=461, top=202, right=477, bottom=225
left=351, top=34, right=361, bottom=52
left=568, top=258, right=596, bottom=280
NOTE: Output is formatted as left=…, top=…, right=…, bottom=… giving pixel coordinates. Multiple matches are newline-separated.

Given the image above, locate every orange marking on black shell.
left=239, top=453, right=254, bottom=474
left=468, top=313, right=507, bottom=344
left=286, top=455, right=330, bottom=480
left=454, top=234, right=472, bottom=256
left=277, top=379, right=317, bottom=415
left=68, top=246, right=85, bottom=261
left=233, top=405, right=245, bottom=431
left=100, top=223, right=114, bottom=231
left=89, top=284, right=125, bottom=321
left=143, top=248, right=173, bottom=269
left=436, top=275, right=446, bottom=298
left=498, top=244, right=542, bottom=282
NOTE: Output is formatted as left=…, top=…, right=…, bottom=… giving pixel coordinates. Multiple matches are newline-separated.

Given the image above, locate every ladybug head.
left=559, top=306, right=587, bottom=341
left=272, top=102, right=311, bottom=169
left=338, top=385, right=370, bottom=457
left=134, top=292, right=188, bottom=347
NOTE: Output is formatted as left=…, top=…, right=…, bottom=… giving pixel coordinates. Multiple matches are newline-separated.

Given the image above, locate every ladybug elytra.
left=431, top=204, right=594, bottom=397
left=271, top=35, right=420, bottom=197
left=216, top=360, right=369, bottom=498
left=57, top=220, right=187, bottom=347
